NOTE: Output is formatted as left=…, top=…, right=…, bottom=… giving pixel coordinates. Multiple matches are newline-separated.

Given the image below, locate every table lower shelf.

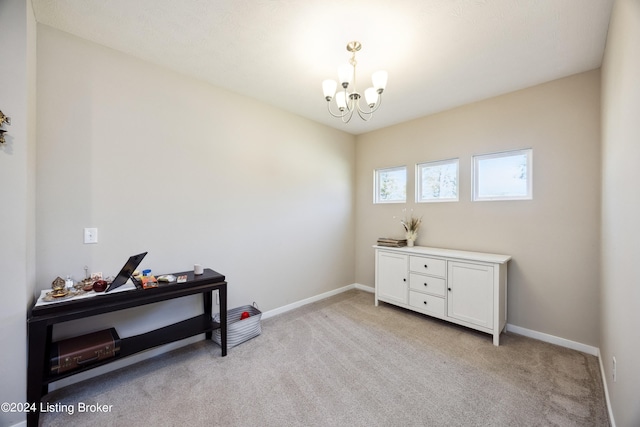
left=44, top=314, right=220, bottom=385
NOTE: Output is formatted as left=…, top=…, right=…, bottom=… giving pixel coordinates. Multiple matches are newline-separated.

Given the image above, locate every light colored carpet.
left=40, top=290, right=609, bottom=426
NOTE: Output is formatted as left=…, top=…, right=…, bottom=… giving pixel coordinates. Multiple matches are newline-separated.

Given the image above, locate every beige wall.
left=601, top=0, right=640, bottom=426
left=355, top=70, right=601, bottom=347
left=35, top=25, right=355, bottom=376
left=0, top=0, right=37, bottom=426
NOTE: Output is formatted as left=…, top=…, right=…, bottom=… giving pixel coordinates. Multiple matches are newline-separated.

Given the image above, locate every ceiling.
left=31, top=0, right=614, bottom=135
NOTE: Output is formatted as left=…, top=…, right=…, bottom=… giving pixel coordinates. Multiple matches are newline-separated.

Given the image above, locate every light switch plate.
left=84, top=228, right=98, bottom=244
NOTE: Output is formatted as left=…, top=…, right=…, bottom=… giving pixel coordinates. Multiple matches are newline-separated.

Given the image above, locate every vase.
left=407, top=239, right=415, bottom=247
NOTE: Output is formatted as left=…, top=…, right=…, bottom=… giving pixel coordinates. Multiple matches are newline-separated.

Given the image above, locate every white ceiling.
left=31, top=0, right=614, bottom=135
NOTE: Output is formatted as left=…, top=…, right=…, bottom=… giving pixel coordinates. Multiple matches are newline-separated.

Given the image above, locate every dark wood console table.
left=26, top=268, right=227, bottom=427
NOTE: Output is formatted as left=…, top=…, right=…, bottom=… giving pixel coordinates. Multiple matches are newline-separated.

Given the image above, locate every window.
left=374, top=166, right=406, bottom=203
left=416, top=158, right=459, bottom=203
left=473, top=149, right=532, bottom=201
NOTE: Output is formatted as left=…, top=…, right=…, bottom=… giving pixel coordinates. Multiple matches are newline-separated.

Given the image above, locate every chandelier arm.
left=355, top=99, right=369, bottom=115
left=327, top=102, right=355, bottom=123
left=354, top=94, right=384, bottom=121
left=372, top=93, right=383, bottom=112
left=356, top=92, right=383, bottom=116
left=356, top=108, right=373, bottom=122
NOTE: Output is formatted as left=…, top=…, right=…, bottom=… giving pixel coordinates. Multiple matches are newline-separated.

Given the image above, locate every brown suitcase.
left=50, top=328, right=121, bottom=374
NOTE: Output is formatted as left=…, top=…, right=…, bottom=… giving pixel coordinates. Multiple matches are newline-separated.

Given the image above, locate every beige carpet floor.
left=40, top=289, right=609, bottom=426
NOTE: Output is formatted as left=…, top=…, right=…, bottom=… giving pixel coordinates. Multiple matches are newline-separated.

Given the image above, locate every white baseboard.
left=354, top=283, right=375, bottom=293
left=505, top=323, right=598, bottom=356
left=262, top=283, right=371, bottom=320
left=597, top=349, right=617, bottom=427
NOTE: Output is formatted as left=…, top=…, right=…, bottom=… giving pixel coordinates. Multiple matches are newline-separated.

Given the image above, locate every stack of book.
left=377, top=238, right=407, bottom=247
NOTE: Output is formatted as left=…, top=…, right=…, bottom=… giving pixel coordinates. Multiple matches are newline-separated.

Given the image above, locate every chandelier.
left=322, top=41, right=388, bottom=123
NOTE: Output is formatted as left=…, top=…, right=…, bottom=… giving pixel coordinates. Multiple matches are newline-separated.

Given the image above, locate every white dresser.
left=374, top=245, right=511, bottom=346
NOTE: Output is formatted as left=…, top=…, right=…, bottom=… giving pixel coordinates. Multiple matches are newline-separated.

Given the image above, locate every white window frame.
left=416, top=158, right=459, bottom=203
left=472, top=148, right=533, bottom=201
left=374, top=165, right=407, bottom=204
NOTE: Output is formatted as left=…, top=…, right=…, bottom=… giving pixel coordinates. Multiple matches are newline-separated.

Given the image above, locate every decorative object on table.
left=92, top=280, right=108, bottom=292
left=51, top=277, right=66, bottom=292
left=49, top=328, right=121, bottom=374
left=377, top=237, right=408, bottom=247
left=71, top=265, right=94, bottom=292
left=43, top=276, right=80, bottom=301
left=399, top=209, right=422, bottom=247
left=0, top=109, right=10, bottom=145
left=42, top=290, right=81, bottom=302
left=80, top=278, right=95, bottom=292
left=194, top=264, right=204, bottom=275
left=140, top=275, right=158, bottom=289
left=212, top=303, right=262, bottom=349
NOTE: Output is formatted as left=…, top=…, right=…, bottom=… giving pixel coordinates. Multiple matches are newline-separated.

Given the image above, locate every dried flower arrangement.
left=399, top=209, right=422, bottom=244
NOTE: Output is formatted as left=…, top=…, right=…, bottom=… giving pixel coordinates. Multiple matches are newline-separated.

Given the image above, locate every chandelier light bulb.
left=335, top=91, right=348, bottom=111
left=338, top=64, right=353, bottom=88
left=322, top=79, right=337, bottom=101
left=372, top=70, right=388, bottom=93
left=322, top=41, right=387, bottom=123
left=364, top=87, right=379, bottom=107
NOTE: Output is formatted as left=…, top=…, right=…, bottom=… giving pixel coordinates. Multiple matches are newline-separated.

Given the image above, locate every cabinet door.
left=447, top=261, right=494, bottom=329
left=376, top=251, right=408, bottom=305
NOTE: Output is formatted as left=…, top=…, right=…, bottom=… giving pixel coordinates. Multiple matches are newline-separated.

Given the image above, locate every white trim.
left=415, top=158, right=459, bottom=203
left=354, top=283, right=375, bottom=293
left=262, top=283, right=360, bottom=320
left=505, top=323, right=598, bottom=356
left=472, top=148, right=533, bottom=201
left=373, top=165, right=407, bottom=204
left=597, top=348, right=617, bottom=427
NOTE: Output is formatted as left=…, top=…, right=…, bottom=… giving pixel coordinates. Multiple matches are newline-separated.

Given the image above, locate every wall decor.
left=0, top=109, right=11, bottom=145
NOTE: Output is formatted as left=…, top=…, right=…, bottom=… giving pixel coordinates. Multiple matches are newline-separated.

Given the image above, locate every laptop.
left=105, top=252, right=148, bottom=292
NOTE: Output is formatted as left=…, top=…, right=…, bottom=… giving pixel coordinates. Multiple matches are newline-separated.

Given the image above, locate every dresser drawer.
left=409, top=256, right=446, bottom=277
left=409, top=291, right=445, bottom=317
left=409, top=274, right=446, bottom=297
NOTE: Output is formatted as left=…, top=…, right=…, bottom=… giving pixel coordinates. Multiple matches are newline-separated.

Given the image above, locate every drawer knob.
left=423, top=301, right=427, bottom=305
left=448, top=287, right=452, bottom=291
left=424, top=264, right=428, bottom=268
left=403, top=278, right=406, bottom=282
left=423, top=283, right=428, bottom=287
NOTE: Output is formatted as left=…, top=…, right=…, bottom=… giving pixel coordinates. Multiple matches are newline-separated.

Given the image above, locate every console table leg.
left=26, top=321, right=49, bottom=427
left=204, top=291, right=213, bottom=340
left=219, top=286, right=227, bottom=357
